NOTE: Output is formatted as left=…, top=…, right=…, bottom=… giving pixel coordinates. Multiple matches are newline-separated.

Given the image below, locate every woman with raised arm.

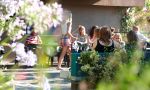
left=57, top=19, right=76, bottom=70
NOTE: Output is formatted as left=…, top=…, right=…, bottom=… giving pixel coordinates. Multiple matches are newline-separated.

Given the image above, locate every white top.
left=136, top=31, right=149, bottom=42
left=92, top=39, right=122, bottom=50
left=76, top=34, right=88, bottom=44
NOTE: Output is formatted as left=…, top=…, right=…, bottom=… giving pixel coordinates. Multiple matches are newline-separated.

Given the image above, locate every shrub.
left=78, top=50, right=123, bottom=89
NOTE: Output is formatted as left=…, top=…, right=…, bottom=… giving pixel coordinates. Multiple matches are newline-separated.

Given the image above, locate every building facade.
left=59, top=0, right=145, bottom=33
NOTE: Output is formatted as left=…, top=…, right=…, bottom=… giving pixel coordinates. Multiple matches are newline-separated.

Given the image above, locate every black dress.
left=95, top=40, right=115, bottom=53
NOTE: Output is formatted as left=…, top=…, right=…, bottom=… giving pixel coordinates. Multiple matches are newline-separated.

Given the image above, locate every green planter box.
left=71, top=52, right=113, bottom=81
left=71, top=53, right=87, bottom=81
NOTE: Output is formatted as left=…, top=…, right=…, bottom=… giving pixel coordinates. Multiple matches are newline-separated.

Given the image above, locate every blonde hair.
left=113, top=33, right=123, bottom=42
left=78, top=25, right=86, bottom=35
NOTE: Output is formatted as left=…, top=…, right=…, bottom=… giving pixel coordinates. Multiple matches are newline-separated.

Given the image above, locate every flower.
left=0, top=0, right=63, bottom=40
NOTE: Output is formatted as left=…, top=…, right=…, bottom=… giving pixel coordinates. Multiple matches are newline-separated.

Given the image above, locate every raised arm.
left=67, top=21, right=77, bottom=40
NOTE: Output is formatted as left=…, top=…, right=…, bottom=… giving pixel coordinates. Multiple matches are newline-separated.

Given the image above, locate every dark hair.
left=132, top=26, right=139, bottom=32
left=127, top=30, right=138, bottom=44
left=89, top=25, right=98, bottom=38
left=89, top=25, right=98, bottom=39
left=99, top=26, right=111, bottom=45
left=30, top=31, right=38, bottom=36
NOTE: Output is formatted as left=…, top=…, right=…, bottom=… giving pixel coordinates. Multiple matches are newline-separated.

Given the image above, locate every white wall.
left=63, top=5, right=125, bottom=34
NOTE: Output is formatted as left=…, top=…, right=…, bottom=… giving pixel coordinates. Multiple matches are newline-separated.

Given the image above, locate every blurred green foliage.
left=97, top=63, right=150, bottom=90
left=96, top=49, right=150, bottom=90
left=120, top=10, right=133, bottom=33
left=40, top=35, right=58, bottom=57
left=78, top=50, right=124, bottom=89
left=35, top=35, right=59, bottom=67
left=0, top=71, right=12, bottom=90
left=78, top=47, right=146, bottom=90
left=120, top=0, right=150, bottom=33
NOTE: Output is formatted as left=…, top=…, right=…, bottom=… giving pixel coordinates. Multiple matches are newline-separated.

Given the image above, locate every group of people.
left=56, top=20, right=149, bottom=70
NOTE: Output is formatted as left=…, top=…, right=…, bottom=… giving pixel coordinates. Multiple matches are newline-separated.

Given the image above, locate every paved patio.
left=2, top=67, right=71, bottom=90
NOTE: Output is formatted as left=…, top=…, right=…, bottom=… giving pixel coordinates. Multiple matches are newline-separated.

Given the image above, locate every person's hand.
left=71, top=37, right=77, bottom=42
left=67, top=21, right=72, bottom=26
left=74, top=37, right=78, bottom=40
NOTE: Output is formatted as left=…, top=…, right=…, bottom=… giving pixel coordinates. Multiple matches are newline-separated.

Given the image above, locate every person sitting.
left=76, top=25, right=89, bottom=52
left=112, top=33, right=125, bottom=50
left=10, top=33, right=37, bottom=67
left=132, top=26, right=149, bottom=42
left=25, top=30, right=42, bottom=53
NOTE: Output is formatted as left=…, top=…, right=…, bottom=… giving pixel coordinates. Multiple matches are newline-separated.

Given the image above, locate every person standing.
left=132, top=26, right=149, bottom=48
left=125, top=30, right=142, bottom=62
left=57, top=20, right=76, bottom=70
left=132, top=26, right=149, bottom=42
